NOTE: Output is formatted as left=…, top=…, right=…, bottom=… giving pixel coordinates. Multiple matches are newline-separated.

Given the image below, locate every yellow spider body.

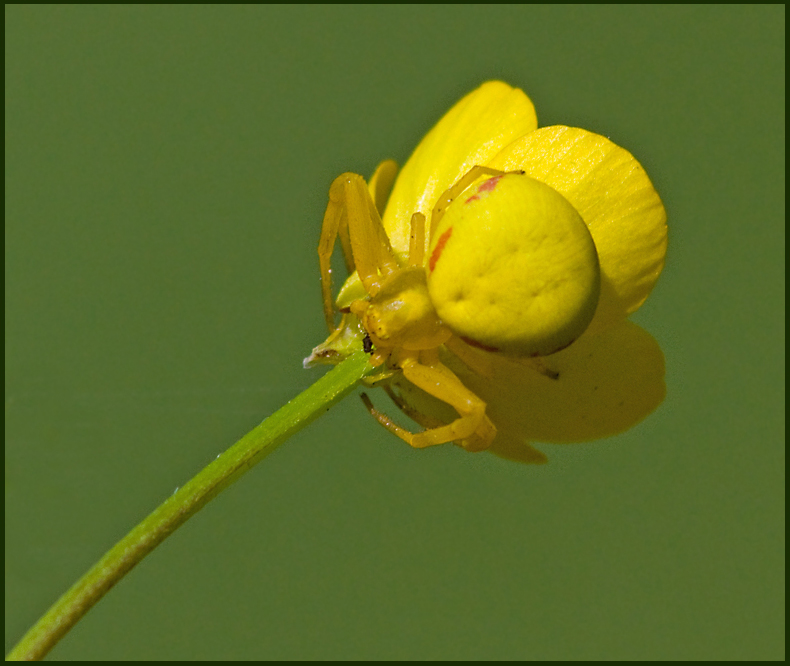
left=317, top=164, right=600, bottom=453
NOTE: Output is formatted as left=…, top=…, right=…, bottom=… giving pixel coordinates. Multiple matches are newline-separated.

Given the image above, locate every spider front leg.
left=364, top=348, right=496, bottom=452
left=403, top=350, right=496, bottom=452
left=430, top=165, right=524, bottom=235
left=318, top=173, right=400, bottom=331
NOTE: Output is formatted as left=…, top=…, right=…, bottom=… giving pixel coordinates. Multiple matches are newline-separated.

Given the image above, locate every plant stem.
left=6, top=351, right=372, bottom=661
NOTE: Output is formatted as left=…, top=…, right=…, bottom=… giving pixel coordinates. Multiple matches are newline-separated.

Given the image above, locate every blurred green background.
left=5, top=5, right=784, bottom=660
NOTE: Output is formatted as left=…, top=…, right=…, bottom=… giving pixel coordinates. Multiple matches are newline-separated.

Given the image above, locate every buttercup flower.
left=308, top=81, right=667, bottom=463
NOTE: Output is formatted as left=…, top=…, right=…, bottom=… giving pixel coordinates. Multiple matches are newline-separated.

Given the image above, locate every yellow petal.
left=488, top=126, right=667, bottom=333
left=483, top=438, right=549, bottom=465
left=382, top=81, right=538, bottom=255
left=447, top=320, right=665, bottom=449
left=367, top=159, right=398, bottom=215
left=380, top=320, right=664, bottom=463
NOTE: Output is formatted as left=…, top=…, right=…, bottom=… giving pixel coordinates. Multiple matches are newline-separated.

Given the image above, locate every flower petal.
left=447, top=320, right=666, bottom=449
left=382, top=81, right=538, bottom=256
left=380, top=320, right=664, bottom=462
left=367, top=159, right=398, bottom=215
left=488, top=126, right=667, bottom=333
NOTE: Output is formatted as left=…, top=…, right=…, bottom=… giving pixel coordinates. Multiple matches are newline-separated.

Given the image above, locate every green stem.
left=6, top=351, right=372, bottom=661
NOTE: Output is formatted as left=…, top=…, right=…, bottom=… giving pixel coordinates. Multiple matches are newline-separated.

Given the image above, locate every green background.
left=6, top=5, right=784, bottom=660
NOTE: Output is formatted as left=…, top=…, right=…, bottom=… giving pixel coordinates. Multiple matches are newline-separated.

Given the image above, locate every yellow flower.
left=309, top=81, right=667, bottom=463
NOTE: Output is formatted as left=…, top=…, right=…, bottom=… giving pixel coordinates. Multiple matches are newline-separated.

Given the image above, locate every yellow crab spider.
left=318, top=165, right=601, bottom=452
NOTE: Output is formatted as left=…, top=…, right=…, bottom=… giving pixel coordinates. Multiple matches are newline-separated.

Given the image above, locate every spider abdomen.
left=427, top=173, right=600, bottom=357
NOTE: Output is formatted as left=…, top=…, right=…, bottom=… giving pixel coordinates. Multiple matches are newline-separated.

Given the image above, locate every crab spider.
left=317, top=165, right=601, bottom=453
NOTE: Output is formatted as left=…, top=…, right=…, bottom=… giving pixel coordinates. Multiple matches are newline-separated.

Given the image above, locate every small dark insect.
left=362, top=333, right=374, bottom=354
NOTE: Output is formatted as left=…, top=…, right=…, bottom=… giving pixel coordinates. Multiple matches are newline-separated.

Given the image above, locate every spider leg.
left=319, top=172, right=401, bottom=330
left=341, top=174, right=399, bottom=294
left=430, top=165, right=524, bottom=235
left=361, top=365, right=399, bottom=387
left=408, top=212, right=426, bottom=267
left=339, top=159, right=396, bottom=274
left=337, top=217, right=354, bottom=275
left=360, top=348, right=494, bottom=452
left=318, top=176, right=352, bottom=331
left=360, top=392, right=417, bottom=444
left=400, top=352, right=495, bottom=451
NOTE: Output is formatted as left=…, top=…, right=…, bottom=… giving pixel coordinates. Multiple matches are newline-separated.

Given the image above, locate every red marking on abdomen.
left=460, top=336, right=499, bottom=352
left=429, top=227, right=453, bottom=272
left=465, top=175, right=502, bottom=204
